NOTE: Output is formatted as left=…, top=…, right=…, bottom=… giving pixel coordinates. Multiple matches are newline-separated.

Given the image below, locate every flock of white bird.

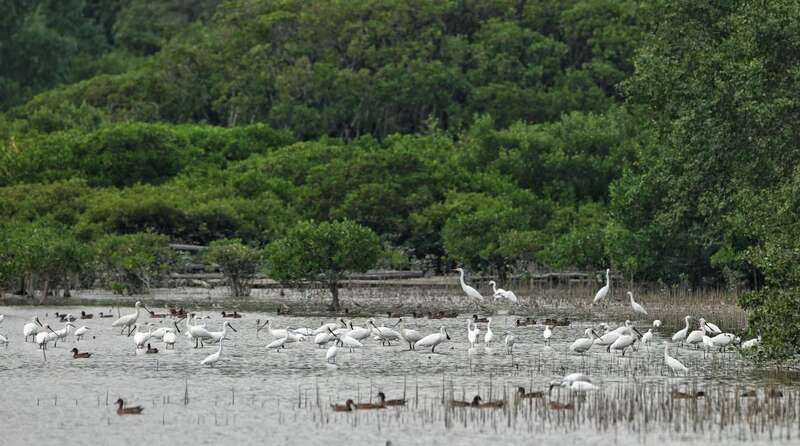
left=0, top=268, right=762, bottom=393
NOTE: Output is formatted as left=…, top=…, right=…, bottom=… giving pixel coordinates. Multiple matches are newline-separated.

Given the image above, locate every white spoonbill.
left=415, top=326, right=450, bottom=353
left=313, top=322, right=341, bottom=335
left=672, top=316, right=691, bottom=343
left=608, top=321, right=642, bottom=356
left=52, top=322, right=75, bottom=346
left=74, top=326, right=89, bottom=341
left=314, top=330, right=337, bottom=348
left=186, top=316, right=214, bottom=348
left=36, top=325, right=59, bottom=360
left=489, top=281, right=518, bottom=304
left=628, top=291, right=647, bottom=316
left=653, top=320, right=662, bottom=328
left=163, top=325, right=179, bottom=349
left=266, top=336, right=289, bottom=351
left=133, top=324, right=155, bottom=349
left=504, top=332, right=516, bottom=354
left=330, top=328, right=362, bottom=352
left=702, top=318, right=722, bottom=335
left=398, top=319, right=423, bottom=350
left=454, top=268, right=483, bottom=301
left=687, top=318, right=714, bottom=348
left=200, top=340, right=225, bottom=366
left=543, top=325, right=553, bottom=346
left=345, top=321, right=371, bottom=342
left=664, top=343, right=688, bottom=376
left=23, top=316, right=43, bottom=341
left=549, top=373, right=594, bottom=394
left=570, top=328, right=599, bottom=355
left=592, top=269, right=611, bottom=305
left=466, top=319, right=480, bottom=348
left=326, top=345, right=338, bottom=364
left=111, top=302, right=150, bottom=335
left=484, top=317, right=495, bottom=346
left=207, top=321, right=238, bottom=343
left=368, top=319, right=401, bottom=346
left=709, top=333, right=737, bottom=352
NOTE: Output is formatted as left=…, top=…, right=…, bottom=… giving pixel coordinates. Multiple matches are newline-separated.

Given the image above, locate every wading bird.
left=628, top=291, right=647, bottom=316
left=592, top=269, right=611, bottom=305
left=111, top=302, right=150, bottom=336
left=489, top=280, right=518, bottom=304
left=664, top=343, right=688, bottom=376
left=467, top=319, right=480, bottom=348
left=504, top=332, right=515, bottom=354
left=201, top=340, right=225, bottom=366
left=543, top=325, right=553, bottom=346
left=23, top=316, right=43, bottom=342
left=74, top=325, right=89, bottom=341
left=672, top=316, right=691, bottom=344
left=454, top=268, right=483, bottom=301
left=570, top=328, right=598, bottom=355
left=484, top=317, right=495, bottom=346
left=415, top=326, right=450, bottom=353
left=398, top=319, right=423, bottom=350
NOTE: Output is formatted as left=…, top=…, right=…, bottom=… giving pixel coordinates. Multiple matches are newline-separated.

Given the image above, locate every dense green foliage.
left=265, top=220, right=381, bottom=310
left=1, top=0, right=798, bottom=360
left=203, top=238, right=262, bottom=297
left=93, top=232, right=176, bottom=294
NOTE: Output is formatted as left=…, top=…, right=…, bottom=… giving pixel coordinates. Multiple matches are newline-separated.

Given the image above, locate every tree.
left=264, top=220, right=380, bottom=311
left=202, top=238, right=262, bottom=297
left=93, top=232, right=175, bottom=294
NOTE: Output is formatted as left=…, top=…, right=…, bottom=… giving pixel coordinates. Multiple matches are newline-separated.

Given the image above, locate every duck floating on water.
left=331, top=399, right=356, bottom=412
left=70, top=348, right=91, bottom=358
left=115, top=398, right=144, bottom=415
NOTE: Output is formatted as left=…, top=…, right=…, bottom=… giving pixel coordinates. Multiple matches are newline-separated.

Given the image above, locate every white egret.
left=23, top=316, right=43, bottom=342
left=454, top=268, right=483, bottom=301
left=504, top=332, right=515, bottom=354
left=592, top=269, right=611, bottom=305
left=74, top=326, right=89, bottom=341
left=543, top=325, right=553, bottom=346
left=398, top=319, right=423, bottom=350
left=641, top=328, right=654, bottom=348
left=489, top=281, right=518, bottom=304
left=415, top=326, right=450, bottom=353
left=664, top=343, right=688, bottom=376
left=672, top=316, right=691, bottom=343
left=570, top=328, right=599, bottom=355
left=200, top=340, right=225, bottom=366
left=466, top=319, right=480, bottom=348
left=484, top=317, right=494, bottom=346
left=111, top=301, right=149, bottom=335
left=628, top=291, right=647, bottom=316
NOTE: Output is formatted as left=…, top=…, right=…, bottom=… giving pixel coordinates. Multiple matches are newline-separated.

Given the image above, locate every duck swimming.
left=115, top=398, right=144, bottom=415
left=70, top=348, right=91, bottom=358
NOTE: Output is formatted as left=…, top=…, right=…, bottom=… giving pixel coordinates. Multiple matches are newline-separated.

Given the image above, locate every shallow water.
left=0, top=305, right=796, bottom=446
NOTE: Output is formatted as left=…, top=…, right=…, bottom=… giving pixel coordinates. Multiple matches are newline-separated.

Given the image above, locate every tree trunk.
left=329, top=283, right=340, bottom=312
left=39, top=278, right=49, bottom=305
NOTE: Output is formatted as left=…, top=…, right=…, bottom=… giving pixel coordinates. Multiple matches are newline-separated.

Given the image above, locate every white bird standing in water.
left=592, top=269, right=611, bottom=305
left=641, top=328, right=654, bottom=348
left=484, top=318, right=495, bottom=346
left=326, top=345, right=338, bottom=364
left=74, top=326, right=89, bottom=341
left=628, top=291, right=647, bottom=316
left=489, top=280, right=518, bottom=304
left=23, top=316, right=43, bottom=342
left=200, top=340, right=225, bottom=366
left=454, top=268, right=483, bottom=301
left=570, top=328, right=598, bottom=354
left=415, top=326, right=450, bottom=353
left=543, top=325, right=553, bottom=345
left=504, top=332, right=516, bottom=354
left=466, top=319, right=480, bottom=348
left=398, top=319, right=423, bottom=350
left=111, top=301, right=149, bottom=335
left=664, top=343, right=688, bottom=376
left=163, top=324, right=179, bottom=349
left=672, top=316, right=691, bottom=343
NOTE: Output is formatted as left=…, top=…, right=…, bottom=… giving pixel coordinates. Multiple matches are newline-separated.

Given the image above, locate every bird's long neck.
left=684, top=318, right=690, bottom=330
left=459, top=270, right=466, bottom=287
left=491, top=282, right=497, bottom=293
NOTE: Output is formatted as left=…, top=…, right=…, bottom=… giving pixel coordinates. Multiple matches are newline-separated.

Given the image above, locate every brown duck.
left=70, top=348, right=92, bottom=359
left=115, top=398, right=144, bottom=415
left=331, top=399, right=357, bottom=412
left=517, top=387, right=545, bottom=399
